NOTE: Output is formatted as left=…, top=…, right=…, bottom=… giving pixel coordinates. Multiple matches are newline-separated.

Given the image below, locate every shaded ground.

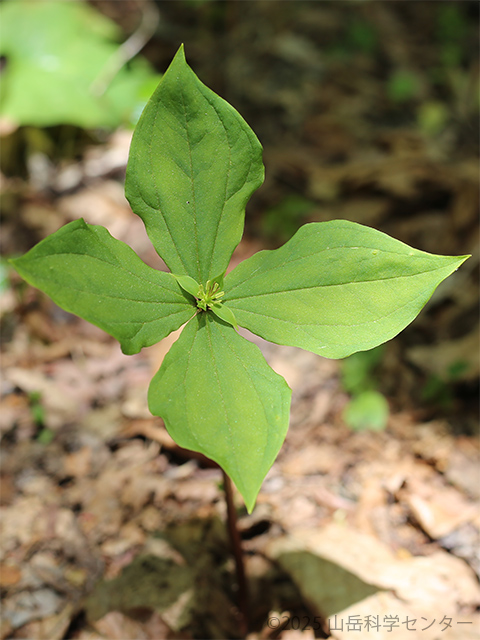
left=1, top=2, right=479, bottom=639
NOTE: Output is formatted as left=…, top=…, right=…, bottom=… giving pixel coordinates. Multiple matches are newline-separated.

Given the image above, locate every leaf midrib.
left=179, top=83, right=201, bottom=282
left=230, top=283, right=430, bottom=327
left=21, top=252, right=187, bottom=300
left=225, top=240, right=455, bottom=296
left=226, top=263, right=456, bottom=301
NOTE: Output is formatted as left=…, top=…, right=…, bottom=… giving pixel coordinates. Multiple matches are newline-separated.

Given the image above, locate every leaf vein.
left=225, top=246, right=446, bottom=296
left=227, top=266, right=452, bottom=300
left=206, top=319, right=242, bottom=480
left=217, top=324, right=271, bottom=470
left=23, top=252, right=186, bottom=298
left=148, top=94, right=190, bottom=275
left=180, top=83, right=201, bottom=281
left=202, top=96, right=232, bottom=279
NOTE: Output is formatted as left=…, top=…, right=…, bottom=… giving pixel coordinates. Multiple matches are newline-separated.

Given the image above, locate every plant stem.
left=222, top=470, right=248, bottom=636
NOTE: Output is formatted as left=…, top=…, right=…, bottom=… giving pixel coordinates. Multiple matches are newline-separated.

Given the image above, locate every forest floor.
left=1, top=2, right=479, bottom=639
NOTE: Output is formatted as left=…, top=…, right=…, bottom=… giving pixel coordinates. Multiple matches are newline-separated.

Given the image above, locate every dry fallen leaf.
left=403, top=484, right=479, bottom=539
left=266, top=522, right=480, bottom=638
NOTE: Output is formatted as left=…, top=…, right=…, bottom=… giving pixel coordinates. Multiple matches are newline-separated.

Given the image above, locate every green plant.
left=387, top=69, right=421, bottom=103
left=436, top=4, right=469, bottom=68
left=341, top=346, right=389, bottom=432
left=260, top=194, right=316, bottom=243
left=10, top=46, right=469, bottom=513
left=343, top=390, right=389, bottom=432
left=0, top=0, right=160, bottom=129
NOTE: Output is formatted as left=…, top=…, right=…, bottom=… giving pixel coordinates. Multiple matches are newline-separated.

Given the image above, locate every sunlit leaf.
left=10, top=219, right=195, bottom=355
left=225, top=220, right=469, bottom=359
left=125, top=45, right=264, bottom=281
left=0, top=0, right=159, bottom=128
left=148, top=313, right=291, bottom=512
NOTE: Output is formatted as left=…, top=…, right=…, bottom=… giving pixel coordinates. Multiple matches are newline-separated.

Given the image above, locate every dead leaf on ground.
left=266, top=522, right=480, bottom=638
left=401, top=477, right=479, bottom=540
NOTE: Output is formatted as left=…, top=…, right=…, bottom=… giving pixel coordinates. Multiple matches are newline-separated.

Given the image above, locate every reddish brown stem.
left=222, top=470, right=248, bottom=637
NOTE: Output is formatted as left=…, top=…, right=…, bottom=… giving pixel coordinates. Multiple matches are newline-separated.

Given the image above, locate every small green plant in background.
left=341, top=346, right=389, bottom=432
left=26, top=390, right=55, bottom=445
left=260, top=194, right=316, bottom=244
left=10, top=46, right=469, bottom=512
left=327, top=16, right=378, bottom=61
left=436, top=4, right=469, bottom=69
left=0, top=0, right=160, bottom=129
left=387, top=69, right=422, bottom=103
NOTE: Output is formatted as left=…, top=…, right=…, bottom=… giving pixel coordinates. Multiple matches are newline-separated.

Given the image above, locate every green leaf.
left=224, top=220, right=470, bottom=359
left=341, top=346, right=384, bottom=395
left=210, top=272, right=225, bottom=291
left=172, top=274, right=200, bottom=298
left=0, top=0, right=160, bottom=129
left=343, top=390, right=389, bottom=432
left=125, top=45, right=264, bottom=282
left=148, top=313, right=291, bottom=512
left=209, top=303, right=238, bottom=330
left=10, top=220, right=195, bottom=355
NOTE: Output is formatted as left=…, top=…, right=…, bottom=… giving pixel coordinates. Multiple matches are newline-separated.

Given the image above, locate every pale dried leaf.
left=266, top=523, right=480, bottom=623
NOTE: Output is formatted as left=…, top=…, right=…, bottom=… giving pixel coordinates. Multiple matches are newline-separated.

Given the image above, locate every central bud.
left=196, top=279, right=225, bottom=312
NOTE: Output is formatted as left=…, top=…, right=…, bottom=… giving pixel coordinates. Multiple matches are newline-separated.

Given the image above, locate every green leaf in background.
left=10, top=220, right=195, bottom=355
left=148, top=313, right=291, bottom=512
left=436, top=4, right=468, bottom=68
left=417, top=101, right=450, bottom=137
left=341, top=347, right=389, bottom=431
left=224, top=220, right=469, bottom=359
left=343, top=390, right=389, bottom=431
left=341, top=346, right=384, bottom=395
left=125, top=45, right=264, bottom=282
left=387, top=69, right=421, bottom=103
left=261, top=194, right=316, bottom=243
left=0, top=0, right=160, bottom=129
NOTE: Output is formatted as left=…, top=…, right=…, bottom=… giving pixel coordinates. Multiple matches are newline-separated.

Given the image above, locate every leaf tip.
left=232, top=479, right=258, bottom=515
left=173, top=43, right=187, bottom=64
left=449, top=253, right=471, bottom=274
left=245, top=499, right=256, bottom=515
left=242, top=482, right=263, bottom=514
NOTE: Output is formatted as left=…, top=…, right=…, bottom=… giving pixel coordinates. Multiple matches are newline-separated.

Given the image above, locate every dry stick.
left=89, top=1, right=160, bottom=97
left=222, top=470, right=248, bottom=637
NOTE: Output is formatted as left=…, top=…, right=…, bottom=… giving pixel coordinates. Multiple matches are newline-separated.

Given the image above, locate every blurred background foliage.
left=1, top=0, right=478, bottom=432
left=0, top=0, right=160, bottom=129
